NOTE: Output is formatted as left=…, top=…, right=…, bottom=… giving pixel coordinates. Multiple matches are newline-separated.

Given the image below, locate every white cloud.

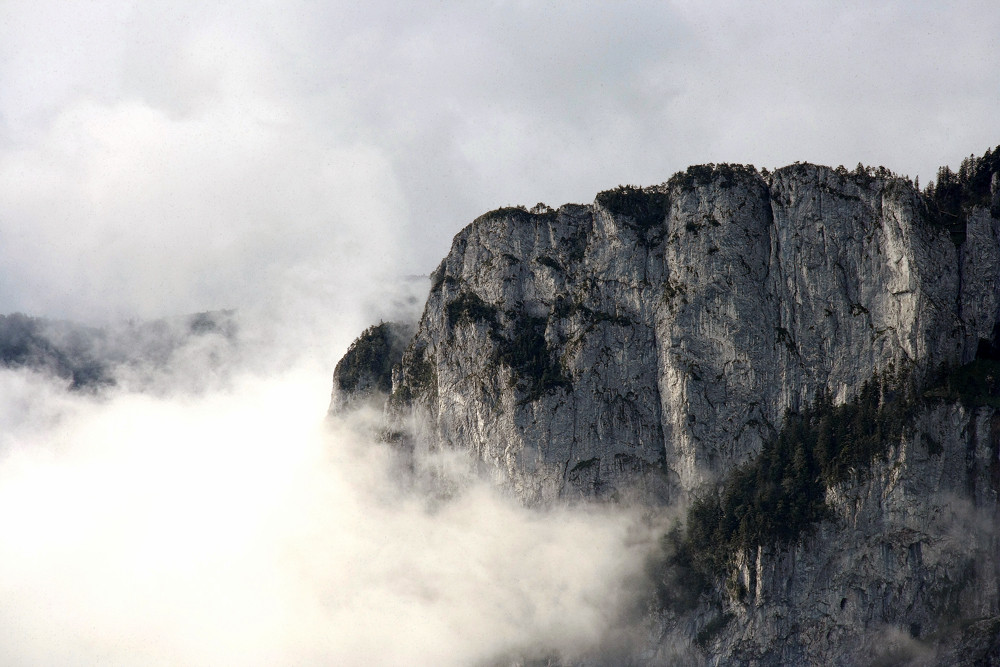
left=2, top=0, right=998, bottom=320
left=0, top=94, right=404, bottom=321
left=0, top=361, right=658, bottom=665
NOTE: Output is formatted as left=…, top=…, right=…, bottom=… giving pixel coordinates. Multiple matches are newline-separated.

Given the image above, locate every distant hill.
left=0, top=310, right=237, bottom=390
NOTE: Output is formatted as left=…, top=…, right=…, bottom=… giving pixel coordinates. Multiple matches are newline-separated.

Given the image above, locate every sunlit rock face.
left=367, top=164, right=997, bottom=504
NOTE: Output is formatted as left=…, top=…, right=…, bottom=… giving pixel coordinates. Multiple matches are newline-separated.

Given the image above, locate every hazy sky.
left=1, top=0, right=998, bottom=322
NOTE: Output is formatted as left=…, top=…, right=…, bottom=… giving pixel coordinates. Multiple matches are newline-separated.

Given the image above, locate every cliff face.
left=331, top=155, right=1000, bottom=663
left=365, top=163, right=998, bottom=505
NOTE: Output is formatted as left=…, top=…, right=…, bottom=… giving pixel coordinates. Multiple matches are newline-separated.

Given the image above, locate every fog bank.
left=0, top=345, right=660, bottom=665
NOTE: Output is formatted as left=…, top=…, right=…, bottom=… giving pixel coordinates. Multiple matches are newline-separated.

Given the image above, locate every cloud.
left=0, top=93, right=405, bottom=321
left=0, top=351, right=660, bottom=665
left=3, top=1, right=998, bottom=321
left=1, top=2, right=997, bottom=663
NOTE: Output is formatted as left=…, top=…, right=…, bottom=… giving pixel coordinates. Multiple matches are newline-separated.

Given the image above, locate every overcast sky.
left=1, top=0, right=998, bottom=322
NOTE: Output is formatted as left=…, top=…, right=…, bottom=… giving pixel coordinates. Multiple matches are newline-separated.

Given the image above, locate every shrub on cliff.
left=595, top=185, right=670, bottom=233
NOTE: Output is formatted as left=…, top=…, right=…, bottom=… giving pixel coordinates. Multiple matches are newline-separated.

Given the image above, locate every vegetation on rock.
left=445, top=291, right=500, bottom=328
left=680, top=354, right=1000, bottom=584
left=667, top=163, right=759, bottom=191
left=595, top=185, right=670, bottom=235
left=477, top=204, right=557, bottom=225
left=497, top=311, right=572, bottom=403
left=922, top=145, right=1000, bottom=244
left=334, top=322, right=413, bottom=395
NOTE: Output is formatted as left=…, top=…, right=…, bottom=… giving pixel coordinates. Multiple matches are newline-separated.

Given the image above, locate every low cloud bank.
left=0, top=331, right=661, bottom=665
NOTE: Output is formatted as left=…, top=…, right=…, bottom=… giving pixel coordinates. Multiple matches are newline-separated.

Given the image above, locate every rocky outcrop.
left=329, top=321, right=413, bottom=412
left=333, top=152, right=1000, bottom=664
left=361, top=162, right=998, bottom=505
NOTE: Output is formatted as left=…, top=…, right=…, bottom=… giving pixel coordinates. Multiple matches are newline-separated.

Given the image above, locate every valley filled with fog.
left=0, top=307, right=667, bottom=665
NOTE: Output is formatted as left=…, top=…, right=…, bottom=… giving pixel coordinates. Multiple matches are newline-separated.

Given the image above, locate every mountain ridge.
left=332, top=148, right=1000, bottom=664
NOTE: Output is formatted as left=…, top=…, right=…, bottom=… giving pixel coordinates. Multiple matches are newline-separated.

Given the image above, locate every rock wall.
left=331, top=155, right=1000, bottom=664
left=378, top=164, right=999, bottom=504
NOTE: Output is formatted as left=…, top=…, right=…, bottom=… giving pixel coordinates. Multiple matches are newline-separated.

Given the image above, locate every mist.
left=2, top=1, right=998, bottom=322
left=0, top=317, right=663, bottom=666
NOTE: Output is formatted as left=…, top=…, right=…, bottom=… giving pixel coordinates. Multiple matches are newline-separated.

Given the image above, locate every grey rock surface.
left=384, top=164, right=995, bottom=504
left=334, top=157, right=1000, bottom=664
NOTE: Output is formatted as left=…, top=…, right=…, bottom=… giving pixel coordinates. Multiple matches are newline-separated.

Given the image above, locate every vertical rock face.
left=395, top=200, right=669, bottom=502
left=378, top=163, right=997, bottom=504
left=331, top=153, right=1000, bottom=663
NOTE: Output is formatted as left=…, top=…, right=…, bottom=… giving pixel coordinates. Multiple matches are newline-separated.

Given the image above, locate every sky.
left=0, top=0, right=998, bottom=324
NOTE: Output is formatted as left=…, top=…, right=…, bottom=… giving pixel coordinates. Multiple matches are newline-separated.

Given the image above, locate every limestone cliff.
left=331, top=150, right=1000, bottom=664
left=341, top=160, right=997, bottom=505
